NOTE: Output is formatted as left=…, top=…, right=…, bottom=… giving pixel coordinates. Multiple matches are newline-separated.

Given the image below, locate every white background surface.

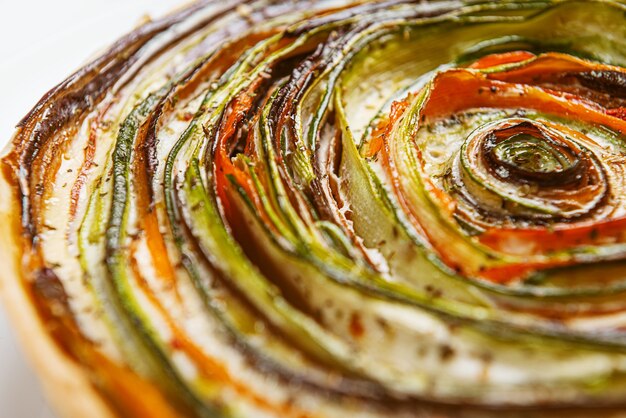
left=0, top=1, right=181, bottom=416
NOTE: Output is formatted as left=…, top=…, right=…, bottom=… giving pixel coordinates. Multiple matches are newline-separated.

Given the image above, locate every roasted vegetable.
left=4, top=1, right=626, bottom=417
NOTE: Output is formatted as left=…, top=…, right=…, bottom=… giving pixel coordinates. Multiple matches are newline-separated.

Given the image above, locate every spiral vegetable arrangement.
left=6, top=0, right=626, bottom=417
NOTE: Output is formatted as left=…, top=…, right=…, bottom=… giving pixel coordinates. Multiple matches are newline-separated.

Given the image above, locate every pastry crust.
left=0, top=4, right=198, bottom=413
left=0, top=144, right=114, bottom=418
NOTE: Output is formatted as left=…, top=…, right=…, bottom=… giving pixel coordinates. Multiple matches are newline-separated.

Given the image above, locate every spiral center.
left=483, top=122, right=583, bottom=187
left=441, top=117, right=608, bottom=225
left=493, top=134, right=566, bottom=173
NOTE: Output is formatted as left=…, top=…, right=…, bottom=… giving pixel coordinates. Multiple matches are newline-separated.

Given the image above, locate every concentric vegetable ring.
left=5, top=1, right=626, bottom=417
left=451, top=118, right=607, bottom=222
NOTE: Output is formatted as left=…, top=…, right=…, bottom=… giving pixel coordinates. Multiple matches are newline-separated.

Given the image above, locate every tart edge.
left=0, top=138, right=115, bottom=418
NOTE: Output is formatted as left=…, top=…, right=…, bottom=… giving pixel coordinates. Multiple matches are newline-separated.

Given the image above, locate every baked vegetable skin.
left=5, top=0, right=626, bottom=417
